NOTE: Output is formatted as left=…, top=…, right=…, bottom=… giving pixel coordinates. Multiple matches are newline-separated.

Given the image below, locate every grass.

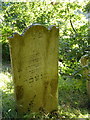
left=0, top=63, right=90, bottom=119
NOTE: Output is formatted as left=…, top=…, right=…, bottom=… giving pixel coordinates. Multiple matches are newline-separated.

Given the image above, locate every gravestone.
left=80, top=55, right=90, bottom=102
left=8, top=24, right=59, bottom=114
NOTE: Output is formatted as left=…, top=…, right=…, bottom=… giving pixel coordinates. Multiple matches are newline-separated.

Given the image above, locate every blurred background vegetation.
left=0, top=0, right=90, bottom=119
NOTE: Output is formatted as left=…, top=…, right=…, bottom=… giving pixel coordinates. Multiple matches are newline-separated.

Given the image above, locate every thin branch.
left=70, top=19, right=77, bottom=34
left=67, top=4, right=78, bottom=35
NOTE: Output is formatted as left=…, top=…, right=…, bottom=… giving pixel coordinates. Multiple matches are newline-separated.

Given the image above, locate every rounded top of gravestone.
left=8, top=24, right=59, bottom=41
left=22, top=24, right=58, bottom=36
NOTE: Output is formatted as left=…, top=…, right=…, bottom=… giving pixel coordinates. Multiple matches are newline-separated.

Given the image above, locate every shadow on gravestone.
left=8, top=24, right=59, bottom=116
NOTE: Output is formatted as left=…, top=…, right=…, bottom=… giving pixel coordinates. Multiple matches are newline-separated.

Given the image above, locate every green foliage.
left=1, top=2, right=89, bottom=76
left=2, top=42, right=10, bottom=62
left=84, top=1, right=90, bottom=12
left=1, top=4, right=88, bottom=79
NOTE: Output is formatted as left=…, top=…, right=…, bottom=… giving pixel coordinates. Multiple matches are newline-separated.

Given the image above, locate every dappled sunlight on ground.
left=0, top=72, right=11, bottom=87
left=58, top=105, right=89, bottom=119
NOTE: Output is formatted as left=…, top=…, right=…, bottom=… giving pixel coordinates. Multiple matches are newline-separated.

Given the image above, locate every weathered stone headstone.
left=80, top=55, right=90, bottom=103
left=8, top=24, right=59, bottom=114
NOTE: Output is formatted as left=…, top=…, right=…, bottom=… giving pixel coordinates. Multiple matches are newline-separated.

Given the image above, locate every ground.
left=0, top=63, right=90, bottom=119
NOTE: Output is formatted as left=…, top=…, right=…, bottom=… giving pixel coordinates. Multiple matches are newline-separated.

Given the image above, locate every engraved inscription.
left=23, top=51, right=43, bottom=84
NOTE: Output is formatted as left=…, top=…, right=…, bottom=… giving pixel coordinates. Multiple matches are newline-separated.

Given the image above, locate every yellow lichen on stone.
left=8, top=24, right=59, bottom=115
